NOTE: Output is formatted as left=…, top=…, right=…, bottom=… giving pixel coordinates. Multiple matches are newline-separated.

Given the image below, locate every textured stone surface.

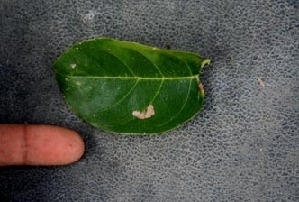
left=0, top=0, right=298, bottom=201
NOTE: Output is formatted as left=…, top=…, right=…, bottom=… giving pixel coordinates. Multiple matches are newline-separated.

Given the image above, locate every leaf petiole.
left=201, top=59, right=211, bottom=69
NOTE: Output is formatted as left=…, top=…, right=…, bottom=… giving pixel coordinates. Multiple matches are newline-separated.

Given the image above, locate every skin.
left=0, top=124, right=85, bottom=166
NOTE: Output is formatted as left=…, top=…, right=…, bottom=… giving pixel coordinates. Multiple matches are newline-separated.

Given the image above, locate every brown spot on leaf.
left=198, top=82, right=204, bottom=95
left=132, top=105, right=155, bottom=120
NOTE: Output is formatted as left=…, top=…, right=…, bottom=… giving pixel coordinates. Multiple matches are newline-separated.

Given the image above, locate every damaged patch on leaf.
left=198, top=82, right=205, bottom=96
left=132, top=105, right=155, bottom=120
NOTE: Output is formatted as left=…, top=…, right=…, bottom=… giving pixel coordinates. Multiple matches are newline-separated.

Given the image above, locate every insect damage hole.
left=132, top=105, right=155, bottom=120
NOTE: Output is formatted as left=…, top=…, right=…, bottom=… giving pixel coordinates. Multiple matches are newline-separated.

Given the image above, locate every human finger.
left=0, top=124, right=85, bottom=166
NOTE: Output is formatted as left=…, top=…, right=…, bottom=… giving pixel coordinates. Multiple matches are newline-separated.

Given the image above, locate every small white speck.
left=70, top=64, right=77, bottom=69
left=152, top=47, right=158, bottom=50
left=260, top=148, right=263, bottom=152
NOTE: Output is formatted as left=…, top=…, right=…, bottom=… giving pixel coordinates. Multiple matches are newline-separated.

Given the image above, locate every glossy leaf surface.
left=53, top=38, right=206, bottom=134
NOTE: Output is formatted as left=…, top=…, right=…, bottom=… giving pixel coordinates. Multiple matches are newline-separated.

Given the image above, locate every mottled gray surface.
left=0, top=0, right=298, bottom=201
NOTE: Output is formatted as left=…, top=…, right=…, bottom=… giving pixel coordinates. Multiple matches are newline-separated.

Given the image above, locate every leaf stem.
left=201, top=59, right=211, bottom=69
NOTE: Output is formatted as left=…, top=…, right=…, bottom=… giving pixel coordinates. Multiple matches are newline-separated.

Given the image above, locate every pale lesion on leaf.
left=70, top=63, right=77, bottom=69
left=132, top=105, right=155, bottom=120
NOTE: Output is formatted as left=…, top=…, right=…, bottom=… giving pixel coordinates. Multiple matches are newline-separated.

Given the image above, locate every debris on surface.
left=257, top=77, right=265, bottom=88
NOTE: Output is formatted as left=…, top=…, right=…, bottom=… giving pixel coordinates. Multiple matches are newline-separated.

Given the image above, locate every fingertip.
left=60, top=127, right=85, bottom=165
left=25, top=125, right=85, bottom=166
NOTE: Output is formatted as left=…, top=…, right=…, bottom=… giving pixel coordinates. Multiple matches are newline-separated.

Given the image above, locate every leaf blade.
left=53, top=37, right=206, bottom=134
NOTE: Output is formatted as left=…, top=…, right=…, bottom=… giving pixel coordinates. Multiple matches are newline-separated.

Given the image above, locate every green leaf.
left=53, top=37, right=207, bottom=134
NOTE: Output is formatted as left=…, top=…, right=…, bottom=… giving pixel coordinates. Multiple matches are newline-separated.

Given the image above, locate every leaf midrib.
left=58, top=73, right=199, bottom=80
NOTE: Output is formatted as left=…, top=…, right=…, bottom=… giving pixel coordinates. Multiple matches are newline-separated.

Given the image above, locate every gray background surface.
left=0, top=0, right=298, bottom=201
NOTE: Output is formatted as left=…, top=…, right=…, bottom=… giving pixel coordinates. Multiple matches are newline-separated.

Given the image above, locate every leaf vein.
left=157, top=78, right=193, bottom=127
left=100, top=50, right=136, bottom=77
left=149, top=78, right=164, bottom=104
left=58, top=75, right=198, bottom=80
left=132, top=49, right=164, bottom=77
left=172, top=54, right=193, bottom=76
left=99, top=79, right=140, bottom=113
